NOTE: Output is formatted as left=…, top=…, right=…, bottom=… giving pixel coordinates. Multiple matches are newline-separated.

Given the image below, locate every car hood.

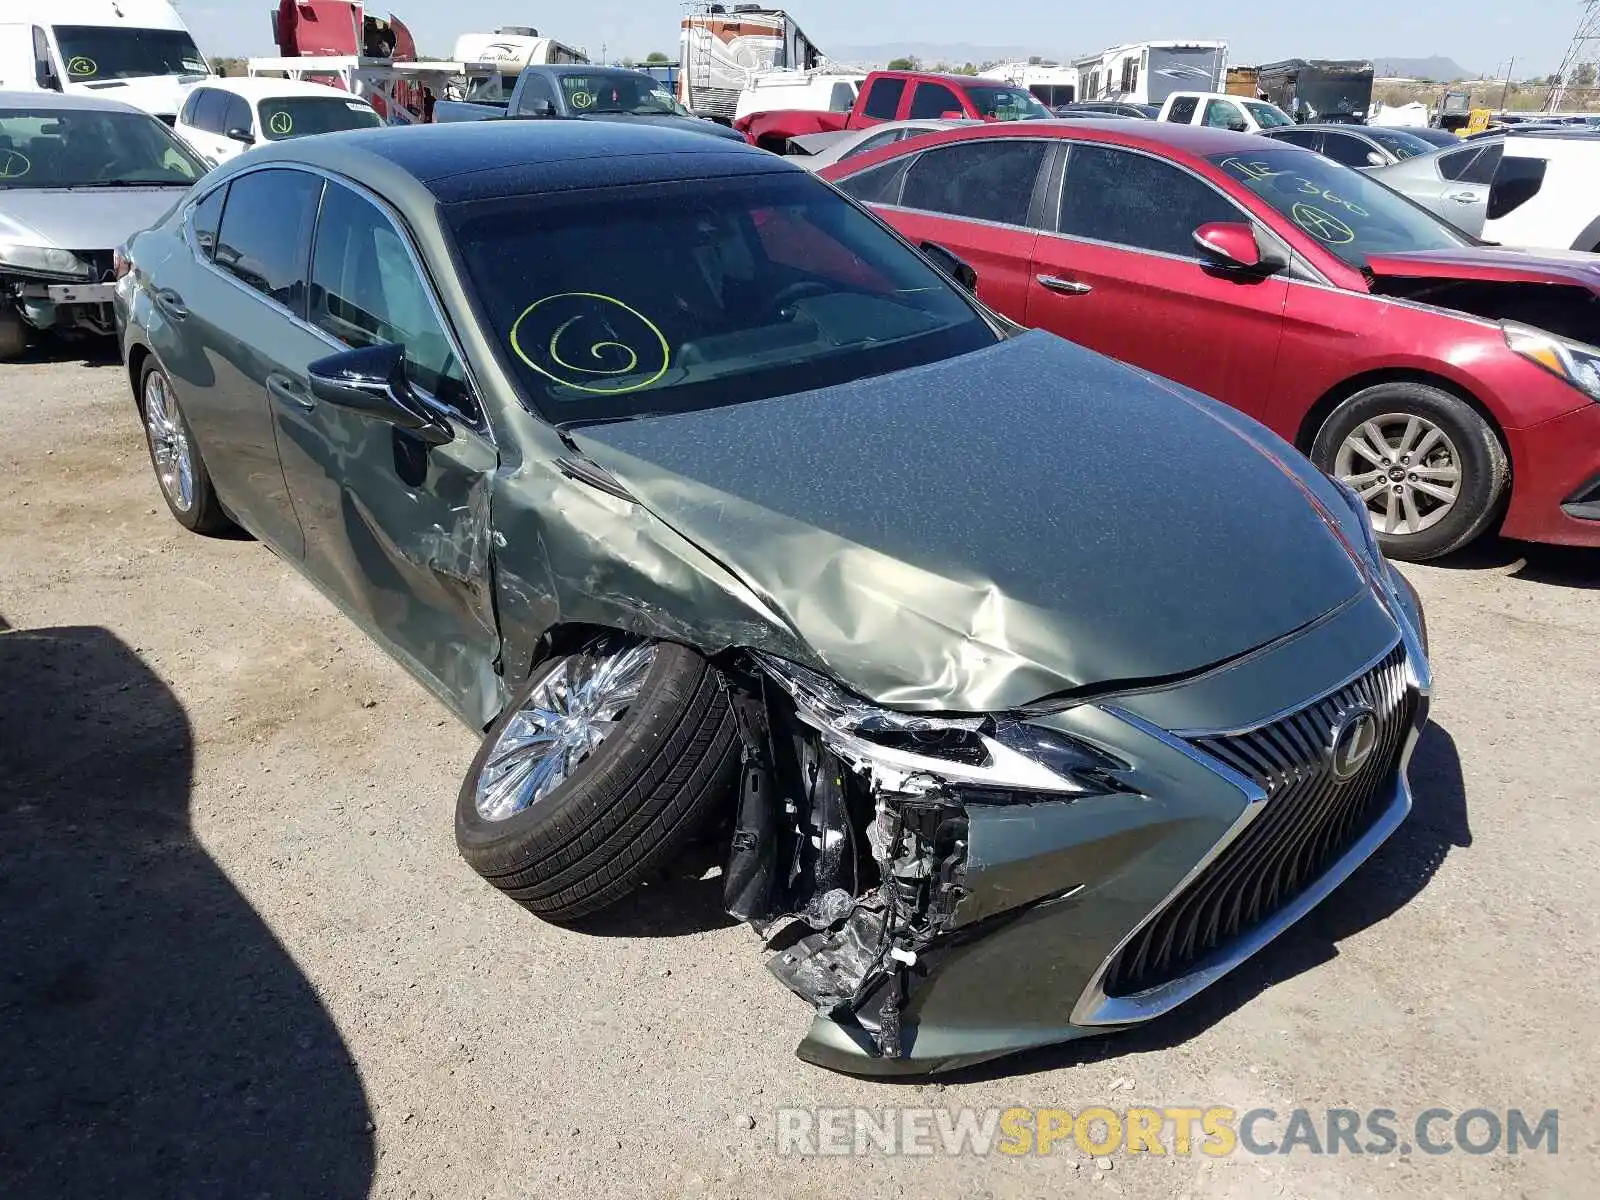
left=68, top=74, right=205, bottom=120
left=0, top=188, right=188, bottom=253
left=1366, top=246, right=1600, bottom=294
left=572, top=332, right=1368, bottom=712
left=575, top=112, right=748, bottom=141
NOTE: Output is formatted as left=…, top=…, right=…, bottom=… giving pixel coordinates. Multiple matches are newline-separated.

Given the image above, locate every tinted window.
left=828, top=81, right=857, bottom=112
left=446, top=171, right=994, bottom=423
left=1322, top=132, right=1377, bottom=168
left=191, top=87, right=228, bottom=133
left=901, top=140, right=1046, bottom=226
left=1165, top=96, right=1198, bottom=124
left=1060, top=145, right=1239, bottom=256
left=909, top=83, right=961, bottom=120
left=1460, top=142, right=1503, bottom=185
left=190, top=184, right=226, bottom=259
left=862, top=78, right=906, bottom=121
left=1203, top=99, right=1247, bottom=132
left=212, top=169, right=322, bottom=310
left=222, top=94, right=253, bottom=136
left=178, top=88, right=200, bottom=125
left=841, top=129, right=905, bottom=160
left=833, top=158, right=909, bottom=204
left=1488, top=155, right=1547, bottom=220
left=1268, top=127, right=1321, bottom=149
left=310, top=184, right=471, bottom=411
left=259, top=96, right=383, bottom=140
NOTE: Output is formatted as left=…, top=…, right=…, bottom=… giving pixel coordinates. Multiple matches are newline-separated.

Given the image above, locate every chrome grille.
left=1104, top=644, right=1413, bottom=998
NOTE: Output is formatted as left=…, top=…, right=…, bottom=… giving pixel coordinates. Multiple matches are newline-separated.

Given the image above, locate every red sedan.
left=821, top=120, right=1600, bottom=560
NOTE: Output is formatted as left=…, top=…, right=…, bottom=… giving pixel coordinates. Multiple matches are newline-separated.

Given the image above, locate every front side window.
left=1244, top=101, right=1294, bottom=129
left=964, top=85, right=1052, bottom=121
left=862, top=78, right=906, bottom=121
left=1210, top=148, right=1469, bottom=268
left=190, top=88, right=228, bottom=133
left=909, top=83, right=961, bottom=120
left=310, top=184, right=469, bottom=409
left=445, top=171, right=995, bottom=424
left=221, top=94, right=252, bottom=138
left=901, top=140, right=1047, bottom=226
left=1060, top=144, right=1240, bottom=257
left=258, top=96, right=383, bottom=140
left=0, top=106, right=207, bottom=188
left=1203, top=99, right=1247, bottom=131
left=212, top=169, right=322, bottom=309
left=52, top=25, right=207, bottom=81
left=828, top=81, right=857, bottom=112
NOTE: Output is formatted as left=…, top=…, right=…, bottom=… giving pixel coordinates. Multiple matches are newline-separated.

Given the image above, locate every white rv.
left=452, top=28, right=587, bottom=109
left=0, top=0, right=210, bottom=122
left=1073, top=40, right=1228, bottom=107
left=980, top=62, right=1080, bottom=109
left=679, top=5, right=825, bottom=121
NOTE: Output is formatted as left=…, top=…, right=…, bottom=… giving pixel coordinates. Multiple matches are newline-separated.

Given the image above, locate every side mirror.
left=225, top=127, right=256, bottom=145
left=1365, top=150, right=1386, bottom=167
left=1193, top=221, right=1266, bottom=271
left=919, top=241, right=978, bottom=292
left=307, top=342, right=454, bottom=446
left=939, top=109, right=965, bottom=120
left=527, top=99, right=557, bottom=117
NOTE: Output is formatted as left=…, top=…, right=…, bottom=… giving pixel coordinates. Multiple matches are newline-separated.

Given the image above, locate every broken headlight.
left=0, top=244, right=93, bottom=280
left=1505, top=323, right=1600, bottom=403
left=752, top=652, right=1118, bottom=798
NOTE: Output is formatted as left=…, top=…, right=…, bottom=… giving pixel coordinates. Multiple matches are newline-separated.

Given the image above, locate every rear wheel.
left=1311, top=381, right=1508, bottom=561
left=455, top=635, right=739, bottom=923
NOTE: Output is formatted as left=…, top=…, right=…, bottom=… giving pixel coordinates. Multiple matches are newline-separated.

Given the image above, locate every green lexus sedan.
left=115, top=120, right=1431, bottom=1076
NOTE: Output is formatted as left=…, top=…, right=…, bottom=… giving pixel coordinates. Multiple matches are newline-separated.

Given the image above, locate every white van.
left=1481, top=130, right=1600, bottom=254
left=0, top=0, right=210, bottom=123
left=1158, top=91, right=1294, bottom=134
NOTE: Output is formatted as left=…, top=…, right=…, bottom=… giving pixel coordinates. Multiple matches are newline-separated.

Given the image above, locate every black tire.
left=137, top=358, right=233, bottom=534
left=456, top=638, right=740, bottom=922
left=1310, top=381, right=1508, bottom=562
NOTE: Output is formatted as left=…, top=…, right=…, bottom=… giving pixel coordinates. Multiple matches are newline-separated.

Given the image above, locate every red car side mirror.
left=1193, top=221, right=1264, bottom=270
left=940, top=110, right=965, bottom=120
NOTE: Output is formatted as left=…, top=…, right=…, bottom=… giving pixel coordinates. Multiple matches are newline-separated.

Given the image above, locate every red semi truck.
left=736, top=68, right=1053, bottom=151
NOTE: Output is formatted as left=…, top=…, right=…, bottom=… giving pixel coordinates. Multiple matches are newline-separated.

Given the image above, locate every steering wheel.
left=768, top=280, right=832, bottom=319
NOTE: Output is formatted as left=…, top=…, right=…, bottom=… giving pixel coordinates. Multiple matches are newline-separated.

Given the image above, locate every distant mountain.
left=826, top=42, right=1053, bottom=69
left=1373, top=56, right=1473, bottom=82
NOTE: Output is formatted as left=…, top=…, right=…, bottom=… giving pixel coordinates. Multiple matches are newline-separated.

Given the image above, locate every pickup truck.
left=736, top=69, right=1052, bottom=154
left=433, top=63, right=746, bottom=142
left=1156, top=91, right=1295, bottom=134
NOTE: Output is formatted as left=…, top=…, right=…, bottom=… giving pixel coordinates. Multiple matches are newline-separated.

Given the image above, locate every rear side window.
left=834, top=158, right=910, bottom=204
left=1060, top=144, right=1239, bottom=257
left=1488, top=155, right=1548, bottom=220
left=1165, top=96, right=1198, bottom=124
left=900, top=140, right=1047, bottom=226
left=1321, top=132, right=1376, bottom=168
left=862, top=78, right=906, bottom=121
left=841, top=128, right=905, bottom=160
left=908, top=83, right=961, bottom=120
left=1459, top=142, right=1503, bottom=185
left=1267, top=128, right=1321, bottom=149
left=1439, top=145, right=1484, bottom=182
left=212, top=169, right=322, bottom=311
left=189, top=184, right=226, bottom=259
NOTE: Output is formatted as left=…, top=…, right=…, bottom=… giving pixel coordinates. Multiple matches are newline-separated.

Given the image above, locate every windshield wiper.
left=65, top=179, right=188, bottom=189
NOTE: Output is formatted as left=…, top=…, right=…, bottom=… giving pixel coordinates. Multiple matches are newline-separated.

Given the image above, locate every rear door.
left=1026, top=142, right=1289, bottom=417
left=871, top=137, right=1049, bottom=316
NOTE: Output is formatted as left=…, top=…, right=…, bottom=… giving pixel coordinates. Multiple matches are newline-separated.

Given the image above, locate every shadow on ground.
left=14, top=334, right=121, bottom=369
left=1434, top=538, right=1600, bottom=591
left=0, top=623, right=373, bottom=1198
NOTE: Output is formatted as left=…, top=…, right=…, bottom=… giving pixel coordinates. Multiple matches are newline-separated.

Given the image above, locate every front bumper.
left=1503, top=402, right=1600, bottom=547
left=797, top=597, right=1431, bottom=1077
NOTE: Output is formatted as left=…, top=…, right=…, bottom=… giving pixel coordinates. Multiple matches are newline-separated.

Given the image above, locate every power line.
left=1547, top=0, right=1600, bottom=110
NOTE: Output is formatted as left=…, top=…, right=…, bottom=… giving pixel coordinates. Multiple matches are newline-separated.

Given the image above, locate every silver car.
left=0, top=90, right=209, bottom=359
left=1368, top=136, right=1505, bottom=237
left=1261, top=123, right=1445, bottom=170
left=788, top=119, right=972, bottom=171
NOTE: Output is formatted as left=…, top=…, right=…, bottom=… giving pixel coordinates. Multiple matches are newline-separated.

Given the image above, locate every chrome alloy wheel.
left=1334, top=413, right=1462, bottom=537
left=142, top=370, right=196, bottom=513
left=474, top=639, right=658, bottom=822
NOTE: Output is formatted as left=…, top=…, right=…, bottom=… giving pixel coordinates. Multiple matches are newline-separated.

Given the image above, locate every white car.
left=1157, top=90, right=1294, bottom=133
left=733, top=70, right=863, bottom=124
left=1481, top=129, right=1600, bottom=253
left=174, top=78, right=381, bottom=164
left=788, top=119, right=972, bottom=170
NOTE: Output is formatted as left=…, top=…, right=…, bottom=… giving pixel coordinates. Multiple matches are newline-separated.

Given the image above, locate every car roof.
left=1268, top=123, right=1383, bottom=134
left=188, top=78, right=367, bottom=102
left=864, top=117, right=1294, bottom=160
left=237, top=118, right=793, bottom=205
left=0, top=89, right=149, bottom=116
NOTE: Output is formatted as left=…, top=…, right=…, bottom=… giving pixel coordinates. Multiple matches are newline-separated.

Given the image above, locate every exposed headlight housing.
left=0, top=243, right=93, bottom=280
left=1505, top=323, right=1600, bottom=402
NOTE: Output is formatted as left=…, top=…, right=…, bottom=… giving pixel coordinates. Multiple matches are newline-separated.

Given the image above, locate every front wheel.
left=1311, top=382, right=1508, bottom=562
left=138, top=359, right=233, bottom=534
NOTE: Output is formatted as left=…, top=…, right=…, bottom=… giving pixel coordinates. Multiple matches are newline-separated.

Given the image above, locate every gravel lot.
left=3, top=344, right=1597, bottom=1199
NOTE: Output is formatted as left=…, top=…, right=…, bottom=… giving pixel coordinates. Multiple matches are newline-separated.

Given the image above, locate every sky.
left=178, top=0, right=1581, bottom=76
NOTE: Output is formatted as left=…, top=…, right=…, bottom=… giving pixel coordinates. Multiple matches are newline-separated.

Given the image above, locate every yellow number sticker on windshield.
left=0, top=149, right=31, bottom=178
left=509, top=293, right=670, bottom=395
left=267, top=111, right=294, bottom=135
left=1292, top=203, right=1355, bottom=245
left=66, top=56, right=97, bottom=77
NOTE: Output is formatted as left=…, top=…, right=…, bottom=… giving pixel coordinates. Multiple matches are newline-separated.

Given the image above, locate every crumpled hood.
left=573, top=332, right=1367, bottom=712
left=1366, top=246, right=1600, bottom=295
left=0, top=188, right=188, bottom=254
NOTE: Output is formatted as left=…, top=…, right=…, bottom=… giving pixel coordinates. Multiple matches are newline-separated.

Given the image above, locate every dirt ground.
left=2, top=343, right=1597, bottom=1199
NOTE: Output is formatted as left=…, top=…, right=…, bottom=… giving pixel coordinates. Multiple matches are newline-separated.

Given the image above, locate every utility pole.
left=1548, top=0, right=1600, bottom=111
left=1500, top=57, right=1516, bottom=108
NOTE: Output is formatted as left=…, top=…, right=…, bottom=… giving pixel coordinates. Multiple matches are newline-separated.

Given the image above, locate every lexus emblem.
left=1329, top=705, right=1379, bottom=781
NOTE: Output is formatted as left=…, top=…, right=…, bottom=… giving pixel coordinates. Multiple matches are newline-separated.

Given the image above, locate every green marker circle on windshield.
left=268, top=111, right=294, bottom=136
left=509, top=292, right=670, bottom=395
left=66, top=56, right=97, bottom=77
left=0, top=149, right=31, bottom=178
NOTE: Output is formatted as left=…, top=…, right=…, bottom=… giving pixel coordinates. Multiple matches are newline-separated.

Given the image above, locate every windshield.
left=965, top=85, right=1053, bottom=121
left=446, top=171, right=996, bottom=424
left=1367, top=128, right=1434, bottom=161
left=557, top=73, right=682, bottom=115
left=258, top=96, right=383, bottom=140
left=54, top=26, right=208, bottom=82
left=1244, top=101, right=1294, bottom=129
left=0, top=107, right=207, bottom=189
left=1210, top=149, right=1469, bottom=268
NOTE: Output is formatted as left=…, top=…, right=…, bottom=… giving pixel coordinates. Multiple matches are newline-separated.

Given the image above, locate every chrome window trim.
left=181, top=161, right=493, bottom=441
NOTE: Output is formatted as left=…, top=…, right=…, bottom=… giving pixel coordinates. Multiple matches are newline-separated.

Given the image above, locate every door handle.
left=153, top=287, right=189, bottom=320
left=1444, top=190, right=1481, bottom=204
left=1036, top=274, right=1094, bottom=296
left=266, top=373, right=316, bottom=412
